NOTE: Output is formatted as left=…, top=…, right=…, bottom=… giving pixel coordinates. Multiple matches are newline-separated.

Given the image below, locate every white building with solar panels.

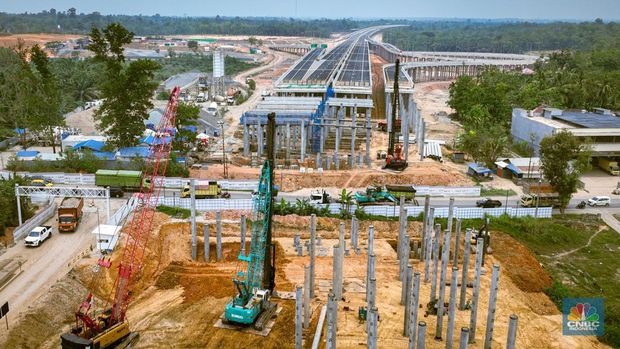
left=511, top=107, right=620, bottom=157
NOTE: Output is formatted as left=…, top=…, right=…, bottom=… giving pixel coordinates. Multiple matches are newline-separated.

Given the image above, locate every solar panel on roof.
left=553, top=112, right=620, bottom=128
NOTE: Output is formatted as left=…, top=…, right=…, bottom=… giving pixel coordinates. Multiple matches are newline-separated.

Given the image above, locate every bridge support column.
left=350, top=106, right=357, bottom=168
left=286, top=123, right=291, bottom=163
left=301, top=119, right=306, bottom=163
left=243, top=122, right=249, bottom=156
left=365, top=109, right=372, bottom=167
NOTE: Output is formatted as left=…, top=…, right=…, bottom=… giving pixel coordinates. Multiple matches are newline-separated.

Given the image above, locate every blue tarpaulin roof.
left=92, top=151, right=116, bottom=160
left=140, top=135, right=172, bottom=145
left=16, top=150, right=39, bottom=158
left=506, top=163, right=522, bottom=174
left=14, top=128, right=25, bottom=135
left=468, top=163, right=493, bottom=175
left=73, top=139, right=105, bottom=151
left=119, top=147, right=150, bottom=158
left=182, top=126, right=198, bottom=133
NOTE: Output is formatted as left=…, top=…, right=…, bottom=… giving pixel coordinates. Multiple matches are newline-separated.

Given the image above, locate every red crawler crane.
left=61, top=87, right=181, bottom=349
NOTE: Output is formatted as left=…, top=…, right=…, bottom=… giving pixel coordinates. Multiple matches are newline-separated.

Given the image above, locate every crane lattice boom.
left=74, top=86, right=181, bottom=336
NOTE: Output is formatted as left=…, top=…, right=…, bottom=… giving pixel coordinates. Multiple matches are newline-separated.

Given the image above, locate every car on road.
left=588, top=196, right=610, bottom=207
left=25, top=226, right=52, bottom=247
left=476, top=198, right=502, bottom=208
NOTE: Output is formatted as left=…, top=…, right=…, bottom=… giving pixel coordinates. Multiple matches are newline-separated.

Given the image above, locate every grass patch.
left=479, top=187, right=518, bottom=197
left=466, top=214, right=618, bottom=347
left=547, top=228, right=620, bottom=346
left=156, top=205, right=191, bottom=219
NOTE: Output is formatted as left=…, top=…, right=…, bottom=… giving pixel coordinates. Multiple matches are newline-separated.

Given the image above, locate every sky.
left=1, top=0, right=619, bottom=21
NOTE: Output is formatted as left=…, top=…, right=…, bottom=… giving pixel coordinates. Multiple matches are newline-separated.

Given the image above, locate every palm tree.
left=72, top=77, right=100, bottom=107
left=339, top=189, right=353, bottom=213
left=295, top=198, right=312, bottom=215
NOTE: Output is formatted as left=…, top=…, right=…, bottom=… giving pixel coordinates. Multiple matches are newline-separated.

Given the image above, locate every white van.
left=588, top=196, right=610, bottom=207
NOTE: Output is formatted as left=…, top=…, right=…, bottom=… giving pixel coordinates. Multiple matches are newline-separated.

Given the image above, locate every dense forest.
left=0, top=10, right=381, bottom=37
left=383, top=20, right=620, bottom=53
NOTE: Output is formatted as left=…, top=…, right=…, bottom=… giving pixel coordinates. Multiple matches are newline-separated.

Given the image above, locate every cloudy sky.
left=1, top=0, right=618, bottom=20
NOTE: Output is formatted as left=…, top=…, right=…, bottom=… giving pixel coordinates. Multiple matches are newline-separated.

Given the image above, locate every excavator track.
left=254, top=302, right=277, bottom=331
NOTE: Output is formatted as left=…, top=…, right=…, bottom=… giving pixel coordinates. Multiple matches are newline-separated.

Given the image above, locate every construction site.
left=0, top=23, right=615, bottom=349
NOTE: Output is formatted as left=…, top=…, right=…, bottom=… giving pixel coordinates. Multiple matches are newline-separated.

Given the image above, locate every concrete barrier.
left=13, top=201, right=57, bottom=241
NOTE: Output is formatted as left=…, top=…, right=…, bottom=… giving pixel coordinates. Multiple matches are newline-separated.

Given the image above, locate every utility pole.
left=219, top=120, right=228, bottom=179
left=535, top=178, right=542, bottom=218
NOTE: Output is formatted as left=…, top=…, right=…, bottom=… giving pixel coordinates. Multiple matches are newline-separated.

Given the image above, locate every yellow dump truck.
left=520, top=193, right=561, bottom=208
left=180, top=181, right=223, bottom=199
left=598, top=157, right=620, bottom=176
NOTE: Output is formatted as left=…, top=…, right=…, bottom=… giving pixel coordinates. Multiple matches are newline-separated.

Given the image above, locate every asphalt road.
left=0, top=199, right=124, bottom=337
left=157, top=190, right=618, bottom=210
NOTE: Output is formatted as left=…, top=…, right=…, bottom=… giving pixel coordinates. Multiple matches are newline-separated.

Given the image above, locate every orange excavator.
left=384, top=59, right=408, bottom=171
left=60, top=87, right=181, bottom=349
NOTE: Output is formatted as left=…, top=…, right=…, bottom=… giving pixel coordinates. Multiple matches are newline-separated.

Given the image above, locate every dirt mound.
left=492, top=232, right=553, bottom=292
left=204, top=210, right=251, bottom=221
left=2, top=270, right=90, bottom=349
left=491, top=232, right=558, bottom=315
left=155, top=261, right=234, bottom=302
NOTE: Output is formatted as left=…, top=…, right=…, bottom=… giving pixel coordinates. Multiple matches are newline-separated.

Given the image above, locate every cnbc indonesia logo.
left=563, top=299, right=604, bottom=336
left=567, top=303, right=600, bottom=331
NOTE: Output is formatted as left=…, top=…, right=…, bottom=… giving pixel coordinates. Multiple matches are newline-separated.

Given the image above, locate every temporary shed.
left=467, top=163, right=493, bottom=180
left=91, top=224, right=120, bottom=252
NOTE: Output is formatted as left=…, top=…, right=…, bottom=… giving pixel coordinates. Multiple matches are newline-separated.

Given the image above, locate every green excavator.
left=224, top=112, right=277, bottom=330
left=354, top=186, right=398, bottom=206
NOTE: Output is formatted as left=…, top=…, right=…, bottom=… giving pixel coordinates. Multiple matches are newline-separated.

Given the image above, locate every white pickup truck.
left=24, top=226, right=52, bottom=247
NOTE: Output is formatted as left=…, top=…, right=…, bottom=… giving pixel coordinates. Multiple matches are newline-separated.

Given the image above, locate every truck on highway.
left=598, top=157, right=620, bottom=175
left=95, top=170, right=148, bottom=192
left=196, top=92, right=206, bottom=103
left=58, top=197, right=84, bottom=232
left=385, top=184, right=418, bottom=204
left=310, top=189, right=331, bottom=204
left=25, top=226, right=52, bottom=247
left=519, top=193, right=561, bottom=208
left=180, top=181, right=225, bottom=199
left=354, top=186, right=398, bottom=205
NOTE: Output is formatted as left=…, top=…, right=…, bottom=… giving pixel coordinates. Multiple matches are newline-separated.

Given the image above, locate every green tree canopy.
left=89, top=23, right=160, bottom=148
left=539, top=131, right=591, bottom=213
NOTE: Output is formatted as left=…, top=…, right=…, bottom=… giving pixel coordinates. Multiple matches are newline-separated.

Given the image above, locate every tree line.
left=384, top=20, right=619, bottom=53
left=0, top=10, right=374, bottom=37
left=448, top=48, right=620, bottom=211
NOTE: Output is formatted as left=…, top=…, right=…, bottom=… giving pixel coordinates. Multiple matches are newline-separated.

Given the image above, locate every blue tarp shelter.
left=140, top=135, right=172, bottom=145
left=92, top=152, right=116, bottom=160
left=16, top=150, right=39, bottom=158
left=73, top=139, right=105, bottom=151
left=182, top=126, right=198, bottom=133
left=467, top=163, right=493, bottom=177
left=119, top=147, right=150, bottom=158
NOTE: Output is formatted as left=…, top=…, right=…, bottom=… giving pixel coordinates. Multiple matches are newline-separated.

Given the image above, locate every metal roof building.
left=512, top=107, right=620, bottom=157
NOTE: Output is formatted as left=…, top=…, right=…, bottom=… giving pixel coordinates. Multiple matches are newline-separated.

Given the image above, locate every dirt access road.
left=222, top=48, right=298, bottom=138
left=0, top=198, right=124, bottom=342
